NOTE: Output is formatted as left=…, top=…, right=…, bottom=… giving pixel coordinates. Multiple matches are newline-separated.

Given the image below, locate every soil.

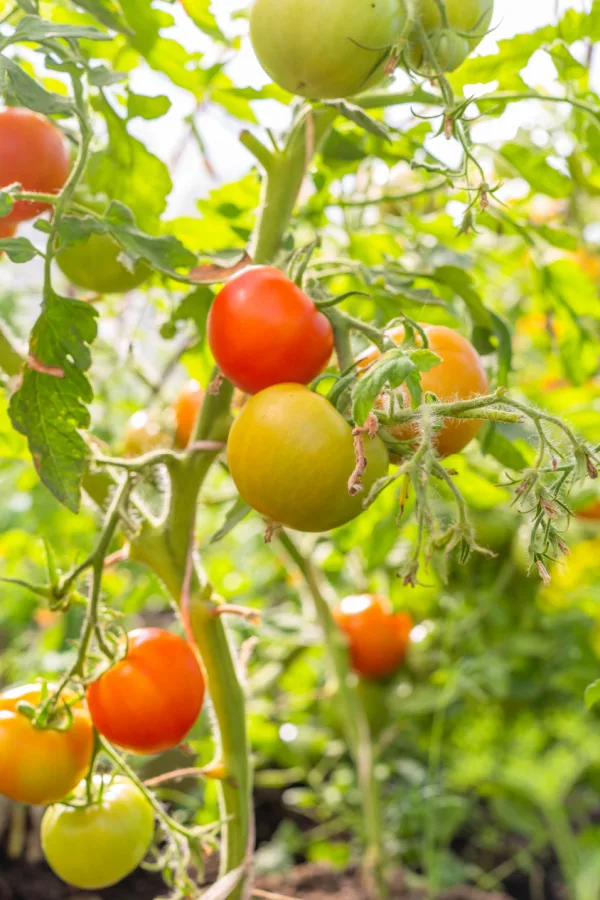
left=0, top=853, right=513, bottom=900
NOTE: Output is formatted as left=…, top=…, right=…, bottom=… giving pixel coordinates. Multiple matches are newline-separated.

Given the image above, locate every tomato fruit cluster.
left=42, top=777, right=155, bottom=890
left=228, top=383, right=389, bottom=532
left=408, top=0, right=494, bottom=73
left=249, top=0, right=404, bottom=100
left=208, top=266, right=334, bottom=394
left=0, top=684, right=94, bottom=806
left=0, top=108, right=70, bottom=225
left=359, top=324, right=489, bottom=459
left=333, top=595, right=413, bottom=680
left=87, top=627, right=205, bottom=755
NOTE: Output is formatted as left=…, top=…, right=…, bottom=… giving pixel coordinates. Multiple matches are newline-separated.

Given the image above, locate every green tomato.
left=57, top=232, right=150, bottom=294
left=250, top=0, right=405, bottom=100
left=408, top=0, right=494, bottom=73
left=41, top=777, right=155, bottom=890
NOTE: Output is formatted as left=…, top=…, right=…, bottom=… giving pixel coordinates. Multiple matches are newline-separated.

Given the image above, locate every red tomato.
left=0, top=108, right=70, bottom=225
left=87, top=628, right=205, bottom=754
left=173, top=380, right=203, bottom=448
left=333, top=595, right=413, bottom=680
left=207, top=266, right=334, bottom=394
left=0, top=684, right=94, bottom=805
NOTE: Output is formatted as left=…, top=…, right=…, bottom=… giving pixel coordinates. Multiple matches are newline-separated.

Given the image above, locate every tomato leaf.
left=585, top=680, right=600, bottom=711
left=433, top=266, right=492, bottom=329
left=480, top=425, right=529, bottom=471
left=210, top=497, right=252, bottom=544
left=410, top=349, right=442, bottom=373
left=127, top=91, right=171, bottom=121
left=352, top=350, right=416, bottom=426
left=13, top=15, right=112, bottom=41
left=0, top=58, right=74, bottom=115
left=0, top=237, right=39, bottom=263
left=70, top=0, right=133, bottom=35
left=9, top=292, right=98, bottom=513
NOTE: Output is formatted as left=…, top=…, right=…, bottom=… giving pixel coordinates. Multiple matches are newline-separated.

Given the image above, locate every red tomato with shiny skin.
left=87, top=628, right=205, bottom=754
left=0, top=684, right=94, bottom=805
left=207, top=266, right=334, bottom=394
left=173, top=380, right=203, bottom=448
left=333, top=595, right=413, bottom=680
left=0, top=108, right=70, bottom=225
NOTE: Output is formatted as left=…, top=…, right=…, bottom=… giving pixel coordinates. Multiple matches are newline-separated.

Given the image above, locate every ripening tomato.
left=577, top=499, right=600, bottom=521
left=57, top=232, right=150, bottom=294
left=227, top=383, right=389, bottom=532
left=358, top=325, right=489, bottom=459
left=0, top=684, right=93, bottom=805
left=250, top=0, right=404, bottom=100
left=123, top=410, right=167, bottom=457
left=208, top=267, right=334, bottom=394
left=42, top=777, right=154, bottom=890
left=408, top=0, right=494, bottom=73
left=173, top=380, right=203, bottom=448
left=333, top=595, right=413, bottom=680
left=0, top=220, right=16, bottom=239
left=87, top=628, right=205, bottom=754
left=0, top=108, right=70, bottom=225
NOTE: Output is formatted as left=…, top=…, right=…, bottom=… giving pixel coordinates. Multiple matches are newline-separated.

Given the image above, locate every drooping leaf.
left=352, top=350, right=416, bottom=426
left=9, top=293, right=98, bottom=512
left=210, top=497, right=252, bottom=544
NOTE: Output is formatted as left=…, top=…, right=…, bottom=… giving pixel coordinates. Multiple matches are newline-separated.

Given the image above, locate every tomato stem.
left=278, top=533, right=389, bottom=900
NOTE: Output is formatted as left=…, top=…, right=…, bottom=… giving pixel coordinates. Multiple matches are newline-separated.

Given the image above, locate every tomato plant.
left=249, top=0, right=404, bottom=100
left=41, top=777, right=155, bottom=890
left=87, top=628, right=205, bottom=755
left=333, top=595, right=413, bottom=680
left=207, top=266, right=334, bottom=394
left=228, top=383, right=389, bottom=532
left=0, top=108, right=70, bottom=225
left=0, top=684, right=93, bottom=805
left=0, top=3, right=599, bottom=900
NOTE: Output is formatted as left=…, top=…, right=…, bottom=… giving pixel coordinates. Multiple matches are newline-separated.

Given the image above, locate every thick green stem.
left=279, top=533, right=388, bottom=900
left=250, top=109, right=337, bottom=265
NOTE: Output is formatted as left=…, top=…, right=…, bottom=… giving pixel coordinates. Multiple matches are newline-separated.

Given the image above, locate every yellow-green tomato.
left=41, top=777, right=154, bottom=890
left=250, top=0, right=405, bottom=100
left=227, top=383, right=389, bottom=532
left=409, top=0, right=494, bottom=72
left=57, top=231, right=150, bottom=294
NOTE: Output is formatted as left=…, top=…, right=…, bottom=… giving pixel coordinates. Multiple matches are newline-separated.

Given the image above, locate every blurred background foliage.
left=1, top=0, right=600, bottom=897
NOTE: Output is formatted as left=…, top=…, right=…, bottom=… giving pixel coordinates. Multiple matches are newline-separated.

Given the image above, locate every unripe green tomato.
left=227, top=384, right=389, bottom=532
left=408, top=0, right=494, bottom=73
left=57, top=194, right=150, bottom=294
left=42, top=777, right=154, bottom=890
left=250, top=0, right=405, bottom=100
left=57, top=232, right=150, bottom=294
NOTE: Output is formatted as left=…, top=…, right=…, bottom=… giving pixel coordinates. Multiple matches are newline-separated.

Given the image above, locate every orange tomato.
left=333, top=595, right=413, bottom=680
left=173, top=380, right=203, bottom=448
left=358, top=325, right=489, bottom=458
left=0, top=108, right=70, bottom=225
left=0, top=684, right=93, bottom=805
left=577, top=500, right=600, bottom=522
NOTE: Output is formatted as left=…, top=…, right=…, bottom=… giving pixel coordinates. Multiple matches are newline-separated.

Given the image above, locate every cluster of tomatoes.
left=248, top=0, right=494, bottom=101
left=0, top=629, right=205, bottom=889
left=0, top=107, right=149, bottom=293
